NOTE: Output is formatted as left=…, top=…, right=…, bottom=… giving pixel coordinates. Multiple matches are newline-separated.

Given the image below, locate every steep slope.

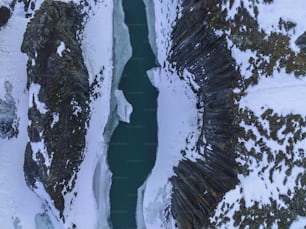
left=21, top=1, right=89, bottom=219
left=1, top=0, right=116, bottom=228
left=142, top=0, right=306, bottom=228
left=169, top=2, right=240, bottom=228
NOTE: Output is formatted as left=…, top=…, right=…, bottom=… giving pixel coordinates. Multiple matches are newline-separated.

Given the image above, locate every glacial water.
left=107, top=0, right=158, bottom=228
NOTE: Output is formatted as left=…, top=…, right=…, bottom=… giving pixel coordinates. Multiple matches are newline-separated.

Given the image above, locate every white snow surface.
left=142, top=0, right=203, bottom=228
left=29, top=83, right=48, bottom=114
left=290, top=216, right=306, bottom=229
left=144, top=67, right=199, bottom=229
left=57, top=41, right=66, bottom=57
left=0, top=2, right=46, bottom=229
left=240, top=69, right=306, bottom=116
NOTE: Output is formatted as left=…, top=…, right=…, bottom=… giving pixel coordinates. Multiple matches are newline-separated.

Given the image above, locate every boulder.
left=0, top=6, right=11, bottom=27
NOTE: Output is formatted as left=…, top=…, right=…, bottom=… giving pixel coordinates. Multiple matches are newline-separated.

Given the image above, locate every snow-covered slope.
left=0, top=0, right=131, bottom=228
left=211, top=1, right=306, bottom=227
left=142, top=0, right=306, bottom=228
left=0, top=2, right=45, bottom=228
left=142, top=0, right=205, bottom=228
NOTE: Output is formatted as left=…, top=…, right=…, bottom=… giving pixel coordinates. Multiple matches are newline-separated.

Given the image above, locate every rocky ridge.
left=168, top=1, right=240, bottom=228
left=21, top=0, right=89, bottom=220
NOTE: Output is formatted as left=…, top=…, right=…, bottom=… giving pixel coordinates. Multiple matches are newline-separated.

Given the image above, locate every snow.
left=50, top=112, right=59, bottom=128
left=57, top=41, right=66, bottom=57
left=143, top=0, right=158, bottom=57
left=0, top=0, right=119, bottom=228
left=31, top=140, right=53, bottom=169
left=35, top=214, right=55, bottom=229
left=76, top=0, right=132, bottom=228
left=290, top=216, right=306, bottom=229
left=29, top=83, right=48, bottom=114
left=0, top=2, right=46, bottom=228
left=70, top=98, right=82, bottom=116
left=136, top=180, right=147, bottom=229
left=223, top=0, right=306, bottom=53
left=61, top=0, right=115, bottom=228
left=240, top=68, right=306, bottom=116
left=255, top=0, right=306, bottom=52
left=114, top=89, right=133, bottom=123
left=144, top=0, right=182, bottom=64
left=144, top=0, right=306, bottom=228
left=211, top=1, right=306, bottom=227
left=144, top=67, right=199, bottom=228
left=142, top=0, right=204, bottom=227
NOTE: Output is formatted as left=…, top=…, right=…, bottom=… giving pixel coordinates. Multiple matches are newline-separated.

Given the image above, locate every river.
left=107, top=0, right=158, bottom=228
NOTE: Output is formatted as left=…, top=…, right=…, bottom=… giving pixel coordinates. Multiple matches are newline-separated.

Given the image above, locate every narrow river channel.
left=107, top=0, right=158, bottom=228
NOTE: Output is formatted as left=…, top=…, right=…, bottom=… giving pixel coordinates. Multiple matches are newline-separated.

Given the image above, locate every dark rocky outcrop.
left=168, top=1, right=240, bottom=228
left=0, top=6, right=11, bottom=27
left=21, top=0, right=89, bottom=219
left=296, top=31, right=306, bottom=53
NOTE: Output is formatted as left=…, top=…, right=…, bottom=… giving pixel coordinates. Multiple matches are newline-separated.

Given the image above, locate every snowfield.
left=0, top=2, right=45, bottom=228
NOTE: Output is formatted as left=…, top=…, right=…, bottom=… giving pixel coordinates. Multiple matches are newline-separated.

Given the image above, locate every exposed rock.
left=168, top=1, right=239, bottom=228
left=0, top=6, right=11, bottom=27
left=21, top=0, right=89, bottom=219
left=296, top=32, right=306, bottom=53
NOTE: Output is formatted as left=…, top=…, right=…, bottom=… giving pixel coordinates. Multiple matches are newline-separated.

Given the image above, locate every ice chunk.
left=113, top=0, right=132, bottom=88
left=146, top=67, right=161, bottom=88
left=114, top=90, right=133, bottom=123
left=143, top=0, right=158, bottom=58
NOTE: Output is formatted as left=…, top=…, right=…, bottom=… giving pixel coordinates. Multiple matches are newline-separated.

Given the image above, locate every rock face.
left=169, top=1, right=239, bottom=228
left=296, top=32, right=306, bottom=53
left=0, top=6, right=11, bottom=27
left=21, top=0, right=89, bottom=219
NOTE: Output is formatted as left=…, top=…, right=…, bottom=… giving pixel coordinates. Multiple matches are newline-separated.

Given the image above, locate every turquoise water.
left=107, top=0, right=158, bottom=228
